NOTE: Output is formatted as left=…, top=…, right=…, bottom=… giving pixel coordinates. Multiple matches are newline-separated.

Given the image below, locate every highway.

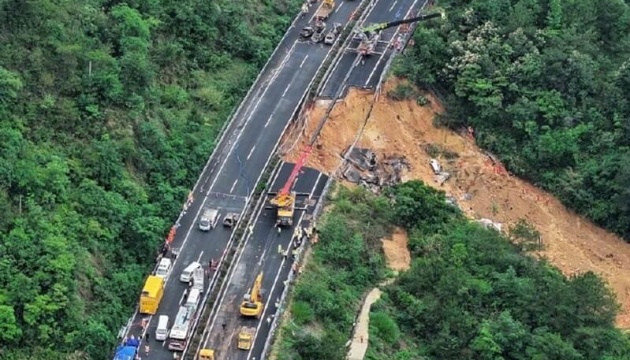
left=320, top=0, right=430, bottom=97
left=193, top=0, right=430, bottom=358
left=197, top=163, right=327, bottom=360
left=116, top=1, right=361, bottom=360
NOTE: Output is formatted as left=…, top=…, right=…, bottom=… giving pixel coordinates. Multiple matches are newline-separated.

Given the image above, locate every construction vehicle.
left=324, top=23, right=342, bottom=45
left=237, top=327, right=256, bottom=350
left=269, top=146, right=313, bottom=227
left=315, top=0, right=335, bottom=20
left=356, top=10, right=445, bottom=56
left=199, top=349, right=215, bottom=360
left=113, top=337, right=139, bottom=360
left=139, top=275, right=164, bottom=315
left=240, top=273, right=264, bottom=318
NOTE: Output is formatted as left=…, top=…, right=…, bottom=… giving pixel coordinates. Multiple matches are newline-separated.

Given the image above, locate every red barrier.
left=166, top=225, right=177, bottom=244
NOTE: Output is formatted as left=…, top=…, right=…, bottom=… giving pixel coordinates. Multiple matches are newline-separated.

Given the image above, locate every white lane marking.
left=389, top=0, right=398, bottom=12
left=197, top=251, right=205, bottom=263
left=310, top=172, right=323, bottom=200
left=299, top=55, right=309, bottom=68
left=204, top=40, right=301, bottom=196
left=264, top=114, right=274, bottom=129
left=201, top=164, right=285, bottom=347
left=336, top=2, right=344, bottom=13
left=282, top=85, right=291, bottom=98
left=247, top=145, right=257, bottom=161
left=230, top=179, right=239, bottom=194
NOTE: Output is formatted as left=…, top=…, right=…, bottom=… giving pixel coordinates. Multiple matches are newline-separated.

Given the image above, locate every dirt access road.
left=283, top=78, right=630, bottom=328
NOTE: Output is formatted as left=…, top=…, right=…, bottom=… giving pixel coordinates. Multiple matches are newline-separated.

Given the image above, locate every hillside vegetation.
left=274, top=182, right=630, bottom=360
left=0, top=0, right=301, bottom=358
left=394, top=0, right=630, bottom=240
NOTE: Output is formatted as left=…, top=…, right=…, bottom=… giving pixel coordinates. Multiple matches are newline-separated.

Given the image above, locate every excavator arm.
left=251, top=273, right=263, bottom=301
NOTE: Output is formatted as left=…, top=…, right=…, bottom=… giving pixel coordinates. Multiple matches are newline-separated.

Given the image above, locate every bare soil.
left=381, top=227, right=411, bottom=272
left=283, top=78, right=630, bottom=328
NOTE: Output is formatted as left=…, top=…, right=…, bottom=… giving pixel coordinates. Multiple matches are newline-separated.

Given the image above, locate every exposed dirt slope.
left=283, top=78, right=630, bottom=328
left=381, top=227, right=411, bottom=272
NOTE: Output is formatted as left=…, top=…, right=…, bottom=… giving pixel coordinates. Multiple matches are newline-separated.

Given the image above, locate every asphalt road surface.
left=320, top=0, right=430, bottom=97
left=115, top=1, right=360, bottom=360
left=198, top=163, right=327, bottom=360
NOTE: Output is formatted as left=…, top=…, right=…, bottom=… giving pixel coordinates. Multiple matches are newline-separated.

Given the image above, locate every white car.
left=155, top=258, right=172, bottom=278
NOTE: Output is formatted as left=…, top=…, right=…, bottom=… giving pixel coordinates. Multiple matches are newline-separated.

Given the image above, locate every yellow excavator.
left=240, top=273, right=264, bottom=318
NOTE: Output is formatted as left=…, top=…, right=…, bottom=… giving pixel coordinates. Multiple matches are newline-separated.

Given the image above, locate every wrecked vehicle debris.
left=342, top=147, right=410, bottom=192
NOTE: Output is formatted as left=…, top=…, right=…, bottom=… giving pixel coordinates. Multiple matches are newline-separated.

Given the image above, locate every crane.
left=356, top=8, right=445, bottom=56
left=269, top=145, right=313, bottom=227
left=240, top=272, right=264, bottom=318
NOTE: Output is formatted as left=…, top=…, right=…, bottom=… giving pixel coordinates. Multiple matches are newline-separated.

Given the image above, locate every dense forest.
left=275, top=182, right=630, bottom=360
left=0, top=0, right=302, bottom=358
left=394, top=0, right=630, bottom=240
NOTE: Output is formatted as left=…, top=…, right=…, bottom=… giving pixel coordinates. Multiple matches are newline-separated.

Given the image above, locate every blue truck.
left=114, top=337, right=139, bottom=360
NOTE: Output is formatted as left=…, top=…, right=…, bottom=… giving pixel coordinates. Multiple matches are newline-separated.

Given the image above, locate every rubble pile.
left=341, top=147, right=410, bottom=193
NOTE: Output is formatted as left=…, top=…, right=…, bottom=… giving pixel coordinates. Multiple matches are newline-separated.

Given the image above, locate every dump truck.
left=240, top=273, right=264, bottom=318
left=139, top=275, right=164, bottom=315
left=315, top=0, right=335, bottom=20
left=237, top=327, right=256, bottom=350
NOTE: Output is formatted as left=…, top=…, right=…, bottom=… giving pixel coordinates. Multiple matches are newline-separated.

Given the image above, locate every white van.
left=180, top=261, right=202, bottom=283
left=186, top=288, right=201, bottom=308
left=198, top=208, right=219, bottom=231
left=155, top=258, right=172, bottom=278
left=155, top=315, right=169, bottom=341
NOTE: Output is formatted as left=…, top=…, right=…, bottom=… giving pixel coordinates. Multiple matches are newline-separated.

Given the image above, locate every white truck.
left=198, top=208, right=220, bottom=231
left=192, top=267, right=205, bottom=294
left=169, top=306, right=191, bottom=342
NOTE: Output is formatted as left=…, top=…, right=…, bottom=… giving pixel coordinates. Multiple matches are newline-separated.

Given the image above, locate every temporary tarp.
left=114, top=345, right=137, bottom=360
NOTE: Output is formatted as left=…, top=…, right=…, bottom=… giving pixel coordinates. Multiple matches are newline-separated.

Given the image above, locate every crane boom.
left=361, top=10, right=444, bottom=34
left=280, top=145, right=313, bottom=196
